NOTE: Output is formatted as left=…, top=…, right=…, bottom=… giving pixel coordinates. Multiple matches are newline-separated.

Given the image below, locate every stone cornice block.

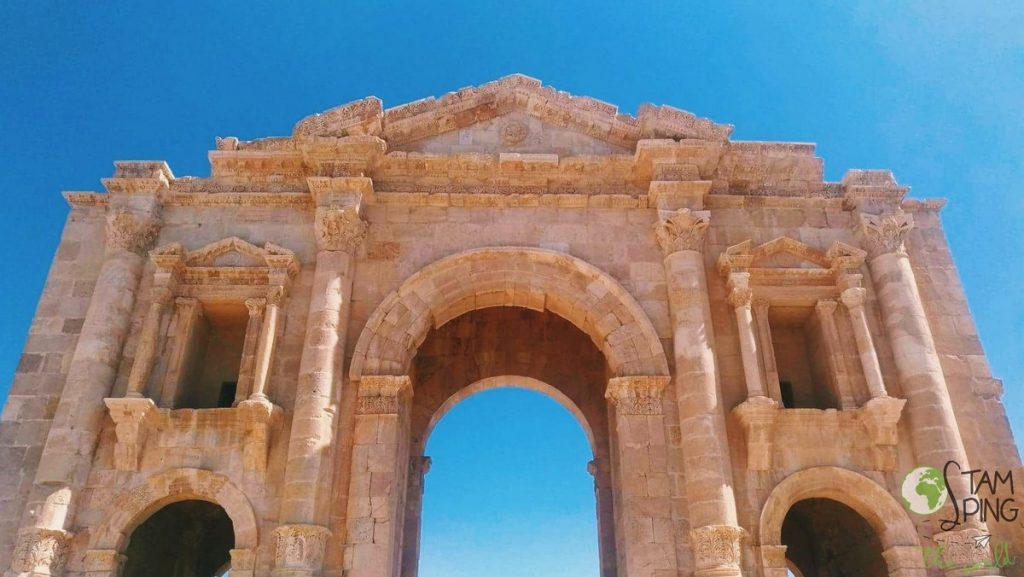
left=648, top=180, right=713, bottom=210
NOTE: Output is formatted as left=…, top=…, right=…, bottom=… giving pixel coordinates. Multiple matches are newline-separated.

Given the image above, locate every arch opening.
left=781, top=498, right=886, bottom=577
left=414, top=387, right=600, bottom=577
left=121, top=500, right=235, bottom=577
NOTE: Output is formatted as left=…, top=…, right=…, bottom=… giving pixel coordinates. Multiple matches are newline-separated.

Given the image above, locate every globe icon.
left=901, top=466, right=948, bottom=515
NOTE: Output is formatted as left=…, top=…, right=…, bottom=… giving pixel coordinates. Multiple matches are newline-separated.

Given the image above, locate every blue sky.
left=1, top=2, right=1021, bottom=576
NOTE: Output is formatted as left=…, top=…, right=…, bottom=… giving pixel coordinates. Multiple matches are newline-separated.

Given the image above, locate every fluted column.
left=839, top=287, right=888, bottom=399
left=606, top=376, right=677, bottom=577
left=276, top=196, right=367, bottom=577
left=344, top=376, right=413, bottom=577
left=859, top=212, right=995, bottom=575
left=654, top=209, right=744, bottom=577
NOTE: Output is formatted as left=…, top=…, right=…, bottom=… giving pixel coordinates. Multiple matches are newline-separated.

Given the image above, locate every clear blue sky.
left=1, top=2, right=1021, bottom=576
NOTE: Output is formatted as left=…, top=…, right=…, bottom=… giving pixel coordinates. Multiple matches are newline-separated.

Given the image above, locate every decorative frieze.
left=105, top=210, right=161, bottom=254
left=273, top=524, right=332, bottom=575
left=605, top=376, right=670, bottom=415
left=10, top=527, right=71, bottom=576
left=690, top=525, right=746, bottom=577
left=654, top=208, right=710, bottom=255
left=356, top=375, right=412, bottom=414
left=315, top=206, right=367, bottom=252
left=858, top=212, right=914, bottom=259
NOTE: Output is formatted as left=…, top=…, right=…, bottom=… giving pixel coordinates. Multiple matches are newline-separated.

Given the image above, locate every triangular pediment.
left=718, top=237, right=866, bottom=277
left=151, top=237, right=299, bottom=273
left=289, top=74, right=732, bottom=153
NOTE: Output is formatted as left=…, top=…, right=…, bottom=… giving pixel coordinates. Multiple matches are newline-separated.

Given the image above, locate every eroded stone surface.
left=1, top=75, right=1020, bottom=577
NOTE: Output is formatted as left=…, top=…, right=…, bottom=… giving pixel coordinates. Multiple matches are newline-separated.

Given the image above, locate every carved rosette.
left=273, top=524, right=332, bottom=572
left=105, top=209, right=161, bottom=254
left=315, top=206, right=367, bottom=252
left=11, top=527, right=72, bottom=575
left=654, top=209, right=711, bottom=255
left=605, top=376, right=670, bottom=415
left=356, top=375, right=412, bottom=415
left=931, top=528, right=996, bottom=577
left=858, top=212, right=914, bottom=260
left=690, top=525, right=746, bottom=576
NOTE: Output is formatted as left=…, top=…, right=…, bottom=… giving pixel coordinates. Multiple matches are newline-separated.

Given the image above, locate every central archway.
left=413, top=378, right=600, bottom=577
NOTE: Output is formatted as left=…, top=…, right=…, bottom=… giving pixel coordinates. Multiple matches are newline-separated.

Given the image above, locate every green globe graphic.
left=901, top=466, right=948, bottom=515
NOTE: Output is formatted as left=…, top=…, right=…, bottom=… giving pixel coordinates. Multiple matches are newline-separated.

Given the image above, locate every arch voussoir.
left=350, top=247, right=670, bottom=380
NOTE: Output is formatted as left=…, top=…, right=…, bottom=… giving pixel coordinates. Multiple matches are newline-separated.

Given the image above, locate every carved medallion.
left=500, top=120, right=530, bottom=146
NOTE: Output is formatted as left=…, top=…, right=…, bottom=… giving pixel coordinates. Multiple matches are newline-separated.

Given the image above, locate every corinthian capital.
left=605, top=376, right=670, bottom=415
left=106, top=209, right=161, bottom=254
left=11, top=526, right=72, bottom=575
left=654, top=209, right=711, bottom=255
left=315, top=206, right=367, bottom=252
left=857, top=212, right=914, bottom=259
left=690, top=525, right=746, bottom=576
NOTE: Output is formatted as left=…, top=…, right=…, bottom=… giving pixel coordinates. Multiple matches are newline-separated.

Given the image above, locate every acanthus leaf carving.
left=11, top=526, right=72, bottom=575
left=654, top=209, right=710, bottom=255
left=605, top=376, right=670, bottom=415
left=315, top=206, right=368, bottom=252
left=858, top=212, right=914, bottom=259
left=690, top=525, right=746, bottom=574
left=105, top=209, right=161, bottom=254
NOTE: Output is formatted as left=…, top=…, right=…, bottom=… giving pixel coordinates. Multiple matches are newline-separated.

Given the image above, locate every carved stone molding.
left=931, top=527, right=997, bottom=577
left=859, top=395, right=906, bottom=471
left=858, top=212, right=914, bottom=260
left=230, top=548, right=257, bottom=577
left=315, top=206, right=367, bottom=252
left=272, top=524, right=332, bottom=574
left=881, top=545, right=927, bottom=577
left=10, top=527, right=72, bottom=576
left=103, top=397, right=157, bottom=471
left=237, top=397, right=281, bottom=474
left=605, top=376, right=671, bottom=415
left=690, top=525, right=746, bottom=577
left=105, top=210, right=161, bottom=254
left=731, top=395, right=779, bottom=471
left=80, top=549, right=126, bottom=576
left=654, top=208, right=710, bottom=255
left=356, top=375, right=412, bottom=415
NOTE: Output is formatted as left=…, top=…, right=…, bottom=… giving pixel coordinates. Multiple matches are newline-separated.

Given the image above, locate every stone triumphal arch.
left=1, top=75, right=1020, bottom=577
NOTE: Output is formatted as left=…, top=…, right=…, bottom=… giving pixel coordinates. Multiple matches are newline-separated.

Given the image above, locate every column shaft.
left=125, top=288, right=171, bottom=398
left=281, top=250, right=355, bottom=524
left=730, top=290, right=767, bottom=399
left=249, top=293, right=281, bottom=401
left=235, top=298, right=266, bottom=405
left=840, top=288, right=887, bottom=399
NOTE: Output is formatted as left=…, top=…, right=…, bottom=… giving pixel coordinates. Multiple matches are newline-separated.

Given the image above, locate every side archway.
left=349, top=247, right=670, bottom=380
left=759, top=466, right=924, bottom=576
left=85, top=468, right=258, bottom=575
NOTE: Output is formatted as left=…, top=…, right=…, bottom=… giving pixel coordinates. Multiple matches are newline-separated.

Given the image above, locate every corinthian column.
left=276, top=186, right=368, bottom=577
left=859, top=212, right=995, bottom=574
left=19, top=168, right=164, bottom=575
left=654, top=209, right=745, bottom=577
left=605, top=376, right=678, bottom=577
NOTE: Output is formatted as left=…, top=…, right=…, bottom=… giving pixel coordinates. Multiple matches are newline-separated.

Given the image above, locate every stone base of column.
left=273, top=524, right=332, bottom=577
left=691, top=525, right=746, bottom=577
left=732, top=396, right=778, bottom=471
left=6, top=527, right=72, bottom=577
left=104, top=397, right=157, bottom=472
